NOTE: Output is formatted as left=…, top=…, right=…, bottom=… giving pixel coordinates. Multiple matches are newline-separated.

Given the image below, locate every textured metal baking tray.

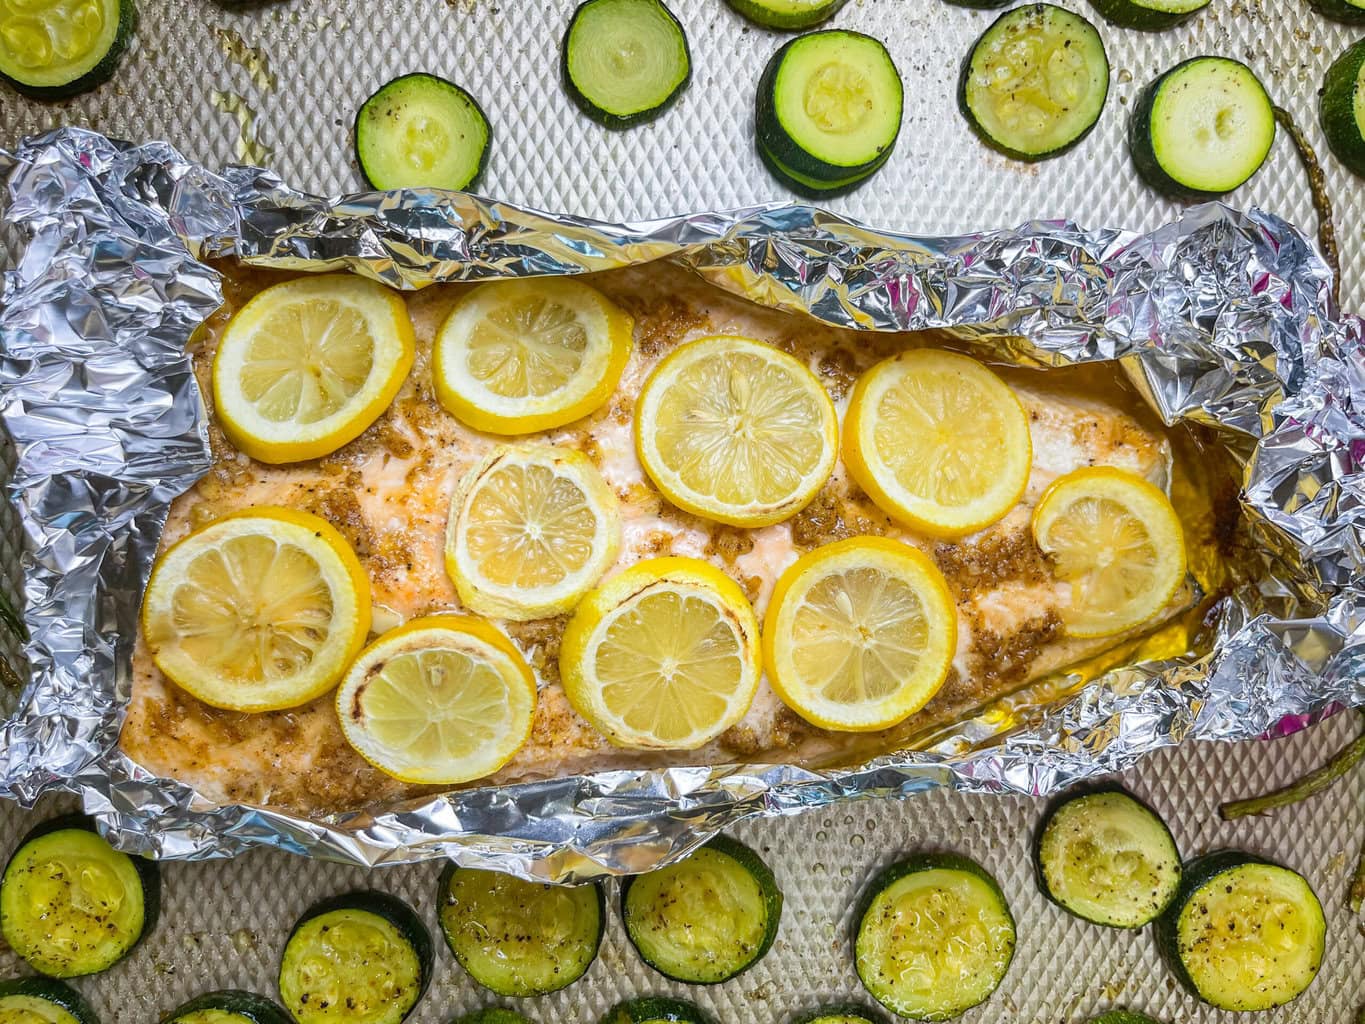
left=0, top=715, right=1361, bottom=1024
left=0, top=0, right=1362, bottom=309
left=0, top=0, right=1362, bottom=1020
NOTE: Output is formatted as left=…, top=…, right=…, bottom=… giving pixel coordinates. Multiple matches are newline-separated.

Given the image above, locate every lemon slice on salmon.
left=634, top=335, right=838, bottom=527
left=560, top=557, right=761, bottom=750
left=844, top=349, right=1032, bottom=537
left=1031, top=466, right=1186, bottom=638
left=433, top=278, right=633, bottom=434
left=212, top=274, right=416, bottom=464
left=141, top=508, right=371, bottom=712
left=446, top=445, right=622, bottom=621
left=336, top=615, right=536, bottom=785
left=763, top=536, right=957, bottom=731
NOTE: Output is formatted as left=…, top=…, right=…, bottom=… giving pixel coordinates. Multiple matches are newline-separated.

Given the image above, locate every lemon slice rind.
left=212, top=274, right=416, bottom=465
left=335, top=615, right=536, bottom=785
left=844, top=349, right=1032, bottom=538
left=634, top=335, right=839, bottom=528
left=446, top=445, right=622, bottom=621
left=762, top=536, right=957, bottom=732
left=1031, top=466, right=1187, bottom=639
left=432, top=278, right=633, bottom=435
left=559, top=557, right=761, bottom=750
left=141, top=507, right=371, bottom=713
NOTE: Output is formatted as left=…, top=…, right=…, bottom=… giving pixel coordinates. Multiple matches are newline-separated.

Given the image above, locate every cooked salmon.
left=120, top=259, right=1211, bottom=814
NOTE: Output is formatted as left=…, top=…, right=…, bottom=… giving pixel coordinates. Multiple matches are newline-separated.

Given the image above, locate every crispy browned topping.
left=301, top=471, right=374, bottom=557
left=621, top=297, right=711, bottom=356
left=719, top=723, right=762, bottom=756
left=817, top=348, right=859, bottom=401
left=965, top=608, right=1064, bottom=691
left=503, top=616, right=569, bottom=687
left=790, top=484, right=888, bottom=549
left=933, top=527, right=1051, bottom=596
left=704, top=526, right=755, bottom=565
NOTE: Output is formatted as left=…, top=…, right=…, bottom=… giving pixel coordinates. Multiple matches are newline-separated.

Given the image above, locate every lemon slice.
left=844, top=349, right=1032, bottom=537
left=212, top=274, right=416, bottom=464
left=141, top=508, right=371, bottom=712
left=336, top=615, right=536, bottom=785
left=433, top=278, right=633, bottom=434
left=763, top=536, right=957, bottom=731
left=1031, top=466, right=1187, bottom=638
left=559, top=557, right=761, bottom=750
left=634, top=335, right=838, bottom=527
left=446, top=445, right=622, bottom=621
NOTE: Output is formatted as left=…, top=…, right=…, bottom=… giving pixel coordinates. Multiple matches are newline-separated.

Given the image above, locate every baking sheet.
left=0, top=713, right=1360, bottom=1024
left=0, top=0, right=1362, bottom=1019
left=1, top=0, right=1362, bottom=310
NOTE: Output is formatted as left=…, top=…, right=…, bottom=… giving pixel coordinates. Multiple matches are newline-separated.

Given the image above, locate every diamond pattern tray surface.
left=0, top=715, right=1361, bottom=1023
left=0, top=0, right=1362, bottom=1020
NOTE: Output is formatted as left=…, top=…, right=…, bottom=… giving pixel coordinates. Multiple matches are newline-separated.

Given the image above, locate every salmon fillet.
left=120, top=259, right=1205, bottom=814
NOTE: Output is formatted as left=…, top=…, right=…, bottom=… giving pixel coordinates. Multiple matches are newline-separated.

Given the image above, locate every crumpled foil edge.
left=0, top=128, right=1360, bottom=877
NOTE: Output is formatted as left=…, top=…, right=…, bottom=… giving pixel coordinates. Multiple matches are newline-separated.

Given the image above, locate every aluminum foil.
left=0, top=126, right=1361, bottom=876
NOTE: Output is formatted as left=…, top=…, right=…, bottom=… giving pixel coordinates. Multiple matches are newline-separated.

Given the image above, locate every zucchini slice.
left=724, top=0, right=848, bottom=29
left=1156, top=851, right=1325, bottom=1012
left=793, top=1007, right=883, bottom=1024
left=1321, top=39, right=1365, bottom=177
left=1129, top=57, right=1275, bottom=199
left=0, top=977, right=100, bottom=1024
left=1087, top=0, right=1208, bottom=29
left=562, top=0, right=691, bottom=128
left=162, top=991, right=291, bottom=1024
left=0, top=0, right=135, bottom=99
left=451, top=1012, right=536, bottom=1024
left=941, top=0, right=1014, bottom=7
left=854, top=853, right=1015, bottom=1021
left=439, top=865, right=604, bottom=997
left=1034, top=788, right=1181, bottom=928
left=278, top=892, right=433, bottom=1024
left=621, top=835, right=782, bottom=984
left=959, top=4, right=1109, bottom=161
left=755, top=30, right=902, bottom=190
left=757, top=135, right=891, bottom=197
left=1308, top=0, right=1365, bottom=23
left=599, top=999, right=715, bottom=1024
left=0, top=814, right=161, bottom=978
left=1089, top=1014, right=1164, bottom=1024
left=355, top=73, right=491, bottom=192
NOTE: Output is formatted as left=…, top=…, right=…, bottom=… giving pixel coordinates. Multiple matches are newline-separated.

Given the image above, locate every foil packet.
left=0, top=127, right=1360, bottom=877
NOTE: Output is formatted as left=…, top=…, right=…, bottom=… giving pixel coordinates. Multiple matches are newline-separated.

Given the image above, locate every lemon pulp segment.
left=212, top=274, right=415, bottom=464
left=844, top=349, right=1032, bottom=537
left=763, top=536, right=957, bottom=731
left=446, top=445, right=621, bottom=620
left=336, top=615, right=536, bottom=784
left=559, top=557, right=761, bottom=749
left=141, top=508, right=370, bottom=712
left=634, top=335, right=838, bottom=527
left=432, top=278, right=633, bottom=434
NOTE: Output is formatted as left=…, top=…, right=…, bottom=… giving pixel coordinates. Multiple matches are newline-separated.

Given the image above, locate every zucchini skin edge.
left=560, top=0, right=693, bottom=130
left=437, top=862, right=607, bottom=997
left=1030, top=783, right=1180, bottom=928
left=0, top=0, right=137, bottom=101
left=3, top=813, right=162, bottom=974
left=619, top=834, right=784, bottom=985
left=1321, top=38, right=1365, bottom=176
left=0, top=977, right=101, bottom=1024
left=1154, top=850, right=1322, bottom=1010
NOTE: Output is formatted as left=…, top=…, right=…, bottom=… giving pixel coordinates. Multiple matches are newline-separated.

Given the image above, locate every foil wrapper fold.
left=0, top=128, right=1361, bottom=876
